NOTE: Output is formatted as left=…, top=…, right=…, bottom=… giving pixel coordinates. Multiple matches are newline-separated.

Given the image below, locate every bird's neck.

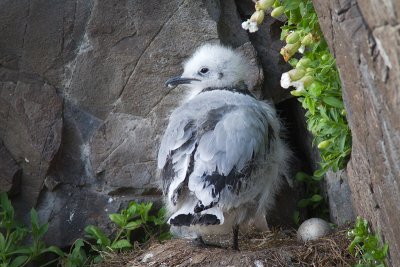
left=199, top=82, right=254, bottom=98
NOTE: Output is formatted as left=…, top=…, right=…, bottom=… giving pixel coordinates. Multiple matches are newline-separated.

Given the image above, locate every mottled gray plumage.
left=158, top=44, right=290, bottom=249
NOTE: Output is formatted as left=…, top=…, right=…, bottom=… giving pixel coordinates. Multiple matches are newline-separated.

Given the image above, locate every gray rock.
left=0, top=141, right=22, bottom=194
left=324, top=170, right=355, bottom=226
left=0, top=79, right=63, bottom=214
left=313, top=0, right=400, bottom=265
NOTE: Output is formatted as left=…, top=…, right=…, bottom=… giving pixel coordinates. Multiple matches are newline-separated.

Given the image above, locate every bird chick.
left=158, top=43, right=290, bottom=250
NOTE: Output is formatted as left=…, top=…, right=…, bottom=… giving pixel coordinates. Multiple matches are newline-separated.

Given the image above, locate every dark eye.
left=199, top=68, right=209, bottom=74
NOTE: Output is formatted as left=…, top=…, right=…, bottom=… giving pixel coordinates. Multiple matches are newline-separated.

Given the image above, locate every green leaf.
left=9, top=248, right=33, bottom=255
left=109, top=214, right=126, bottom=227
left=93, top=255, right=103, bottom=264
left=299, top=2, right=307, bottom=17
left=127, top=203, right=138, bottom=217
left=84, top=225, right=110, bottom=246
left=280, top=28, right=289, bottom=41
left=9, top=256, right=29, bottom=267
left=0, top=232, right=5, bottom=251
left=124, top=220, right=142, bottom=230
left=42, top=245, right=65, bottom=257
left=30, top=208, right=39, bottom=226
left=349, top=236, right=364, bottom=254
left=110, top=239, right=132, bottom=249
left=297, top=198, right=310, bottom=208
left=310, top=194, right=323, bottom=202
left=295, top=172, right=310, bottom=182
left=38, top=223, right=49, bottom=238
left=313, top=168, right=326, bottom=178
left=311, top=175, right=323, bottom=181
left=322, top=96, right=344, bottom=109
left=0, top=192, right=13, bottom=215
left=284, top=0, right=301, bottom=11
left=67, top=239, right=87, bottom=266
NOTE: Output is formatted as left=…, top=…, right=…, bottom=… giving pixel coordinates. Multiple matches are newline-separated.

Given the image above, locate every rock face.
left=313, top=0, right=400, bottom=265
left=0, top=142, right=22, bottom=194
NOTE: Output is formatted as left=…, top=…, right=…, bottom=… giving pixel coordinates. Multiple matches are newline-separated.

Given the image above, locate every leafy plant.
left=242, top=0, right=352, bottom=223
left=0, top=192, right=64, bottom=267
left=348, top=217, right=389, bottom=267
left=292, top=172, right=329, bottom=225
left=61, top=239, right=89, bottom=267
left=243, top=0, right=352, bottom=179
left=84, top=201, right=171, bottom=263
left=1, top=192, right=170, bottom=267
left=278, top=0, right=352, bottom=178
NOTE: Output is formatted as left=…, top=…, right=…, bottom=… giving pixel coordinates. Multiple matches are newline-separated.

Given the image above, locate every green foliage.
left=1, top=192, right=170, bottom=267
left=278, top=0, right=352, bottom=177
left=293, top=172, right=329, bottom=224
left=83, top=201, right=171, bottom=264
left=0, top=192, right=64, bottom=267
left=348, top=217, right=389, bottom=267
left=244, top=0, right=352, bottom=222
left=61, top=239, right=89, bottom=267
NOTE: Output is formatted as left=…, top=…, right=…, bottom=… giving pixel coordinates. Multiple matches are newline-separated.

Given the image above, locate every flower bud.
left=306, top=67, right=315, bottom=74
left=296, top=58, right=312, bottom=68
left=286, top=31, right=300, bottom=44
left=317, top=140, right=331, bottom=149
left=300, top=75, right=314, bottom=87
left=321, top=54, right=330, bottom=61
left=288, top=68, right=305, bottom=81
left=290, top=88, right=304, bottom=96
left=301, top=33, right=313, bottom=46
left=271, top=6, right=285, bottom=18
left=280, top=41, right=301, bottom=61
left=256, top=0, right=275, bottom=10
left=250, top=10, right=265, bottom=25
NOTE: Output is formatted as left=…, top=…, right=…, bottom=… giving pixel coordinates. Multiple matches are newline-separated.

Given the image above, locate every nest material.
left=97, top=227, right=356, bottom=267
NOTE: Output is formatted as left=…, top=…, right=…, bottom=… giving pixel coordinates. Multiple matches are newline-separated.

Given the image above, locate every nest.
left=97, top=227, right=357, bottom=267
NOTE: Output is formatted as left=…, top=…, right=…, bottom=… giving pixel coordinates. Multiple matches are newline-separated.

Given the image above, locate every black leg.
left=232, top=225, right=239, bottom=250
left=194, top=235, right=206, bottom=246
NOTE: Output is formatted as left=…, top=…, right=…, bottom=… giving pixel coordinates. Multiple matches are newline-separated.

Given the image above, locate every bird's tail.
left=168, top=201, right=224, bottom=226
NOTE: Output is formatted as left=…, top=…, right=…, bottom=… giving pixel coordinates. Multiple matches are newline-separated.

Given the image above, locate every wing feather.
left=189, top=107, right=271, bottom=207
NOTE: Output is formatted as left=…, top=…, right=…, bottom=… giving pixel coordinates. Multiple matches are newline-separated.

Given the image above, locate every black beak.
left=165, top=76, right=200, bottom=88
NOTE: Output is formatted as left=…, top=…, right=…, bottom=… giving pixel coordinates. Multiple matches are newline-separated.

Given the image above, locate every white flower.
left=292, top=80, right=305, bottom=91
left=280, top=72, right=291, bottom=88
left=280, top=72, right=305, bottom=91
left=241, top=20, right=250, bottom=30
left=298, top=44, right=306, bottom=54
left=242, top=20, right=259, bottom=33
left=248, top=21, right=259, bottom=32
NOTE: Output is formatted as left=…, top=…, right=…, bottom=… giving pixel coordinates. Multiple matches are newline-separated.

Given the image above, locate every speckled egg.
left=297, top=218, right=331, bottom=242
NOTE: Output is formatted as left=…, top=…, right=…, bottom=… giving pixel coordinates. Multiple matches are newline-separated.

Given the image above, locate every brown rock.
left=313, top=0, right=400, bottom=265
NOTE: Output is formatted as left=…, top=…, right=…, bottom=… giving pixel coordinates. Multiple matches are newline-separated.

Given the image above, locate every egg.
left=297, top=218, right=331, bottom=242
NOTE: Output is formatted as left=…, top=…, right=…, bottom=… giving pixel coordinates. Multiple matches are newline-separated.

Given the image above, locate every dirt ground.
left=97, top=226, right=357, bottom=267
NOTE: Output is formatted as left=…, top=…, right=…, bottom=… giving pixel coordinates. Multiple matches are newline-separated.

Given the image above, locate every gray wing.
left=188, top=107, right=272, bottom=207
left=158, top=116, right=197, bottom=203
left=158, top=106, right=234, bottom=203
left=158, top=102, right=274, bottom=208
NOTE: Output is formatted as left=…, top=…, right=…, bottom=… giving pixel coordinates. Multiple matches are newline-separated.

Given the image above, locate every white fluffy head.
left=181, top=44, right=250, bottom=90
